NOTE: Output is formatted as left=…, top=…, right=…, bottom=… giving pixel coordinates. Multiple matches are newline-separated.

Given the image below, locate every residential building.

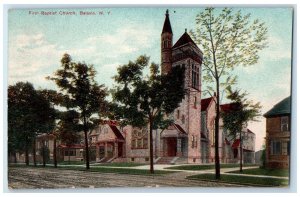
left=264, top=96, right=291, bottom=169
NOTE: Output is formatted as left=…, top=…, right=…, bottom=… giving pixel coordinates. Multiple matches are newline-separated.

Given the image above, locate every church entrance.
left=166, top=137, right=177, bottom=156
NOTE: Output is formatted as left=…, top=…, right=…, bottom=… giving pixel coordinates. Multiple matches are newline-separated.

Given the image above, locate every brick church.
left=11, top=10, right=256, bottom=165
left=82, top=10, right=255, bottom=164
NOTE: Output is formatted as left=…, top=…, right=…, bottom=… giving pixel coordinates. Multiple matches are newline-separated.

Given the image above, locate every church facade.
left=86, top=10, right=255, bottom=164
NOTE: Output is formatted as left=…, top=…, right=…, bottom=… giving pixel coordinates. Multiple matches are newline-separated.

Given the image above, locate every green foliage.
left=8, top=82, right=56, bottom=159
left=221, top=86, right=261, bottom=140
left=190, top=7, right=268, bottom=179
left=228, top=167, right=289, bottom=177
left=48, top=53, right=108, bottom=169
left=112, top=55, right=186, bottom=173
left=187, top=173, right=288, bottom=186
left=166, top=163, right=256, bottom=170
left=190, top=8, right=268, bottom=92
left=111, top=55, right=186, bottom=128
left=261, top=147, right=266, bottom=168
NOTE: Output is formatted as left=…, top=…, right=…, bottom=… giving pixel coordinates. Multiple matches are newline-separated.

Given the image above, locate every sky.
left=7, top=7, right=293, bottom=151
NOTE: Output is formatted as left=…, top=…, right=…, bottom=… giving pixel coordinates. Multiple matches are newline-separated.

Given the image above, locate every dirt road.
left=8, top=167, right=245, bottom=189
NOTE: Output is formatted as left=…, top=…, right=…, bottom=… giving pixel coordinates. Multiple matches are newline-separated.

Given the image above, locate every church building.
left=17, top=10, right=255, bottom=165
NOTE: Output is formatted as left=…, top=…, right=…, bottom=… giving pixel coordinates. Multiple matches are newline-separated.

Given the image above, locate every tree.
left=221, top=87, right=261, bottom=172
left=56, top=110, right=82, bottom=164
left=190, top=7, right=268, bottom=179
left=37, top=89, right=65, bottom=168
left=8, top=82, right=56, bottom=166
left=112, top=55, right=185, bottom=174
left=48, top=54, right=108, bottom=169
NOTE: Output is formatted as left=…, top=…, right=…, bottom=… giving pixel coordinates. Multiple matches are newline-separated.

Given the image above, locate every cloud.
left=8, top=23, right=156, bottom=90
left=8, top=34, right=64, bottom=88
left=262, top=35, right=292, bottom=60
left=85, top=24, right=156, bottom=58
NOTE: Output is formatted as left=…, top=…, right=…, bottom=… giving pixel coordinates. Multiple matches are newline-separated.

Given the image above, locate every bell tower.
left=161, top=9, right=173, bottom=75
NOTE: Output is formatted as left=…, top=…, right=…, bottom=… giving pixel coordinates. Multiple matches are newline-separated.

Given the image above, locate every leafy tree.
left=48, top=54, right=108, bottom=169
left=8, top=82, right=56, bottom=166
left=221, top=87, right=261, bottom=172
left=112, top=55, right=185, bottom=174
left=190, top=7, right=268, bottom=179
left=38, top=89, right=65, bottom=168
left=56, top=110, right=82, bottom=164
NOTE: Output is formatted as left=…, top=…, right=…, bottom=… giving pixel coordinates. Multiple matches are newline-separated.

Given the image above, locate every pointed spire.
left=162, top=9, right=173, bottom=34
left=185, top=28, right=187, bottom=33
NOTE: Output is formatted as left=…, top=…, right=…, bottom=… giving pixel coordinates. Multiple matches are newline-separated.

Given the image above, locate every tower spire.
left=161, top=9, right=173, bottom=75
left=162, top=9, right=173, bottom=34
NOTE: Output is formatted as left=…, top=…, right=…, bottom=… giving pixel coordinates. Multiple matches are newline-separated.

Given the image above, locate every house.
left=264, top=96, right=291, bottom=169
left=200, top=97, right=256, bottom=164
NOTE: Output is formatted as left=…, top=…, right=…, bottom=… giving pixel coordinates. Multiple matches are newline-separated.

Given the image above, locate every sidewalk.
left=87, top=163, right=289, bottom=180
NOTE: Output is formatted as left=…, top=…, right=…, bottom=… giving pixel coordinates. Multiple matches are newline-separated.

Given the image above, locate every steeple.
left=162, top=9, right=173, bottom=34
left=161, top=9, right=173, bottom=75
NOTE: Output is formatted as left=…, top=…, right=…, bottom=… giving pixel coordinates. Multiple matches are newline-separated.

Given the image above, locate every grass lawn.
left=166, top=163, right=257, bottom=171
left=227, top=168, right=289, bottom=177
left=96, top=162, right=146, bottom=167
left=58, top=161, right=85, bottom=165
left=187, top=173, right=289, bottom=187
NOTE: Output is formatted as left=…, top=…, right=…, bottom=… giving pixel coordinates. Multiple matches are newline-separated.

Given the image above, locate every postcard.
left=6, top=6, right=293, bottom=189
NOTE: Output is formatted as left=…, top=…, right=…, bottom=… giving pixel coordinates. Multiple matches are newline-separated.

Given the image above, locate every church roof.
left=162, top=10, right=172, bottom=34
left=173, top=31, right=198, bottom=49
left=201, top=97, right=214, bottom=111
left=264, top=96, right=291, bottom=118
left=108, top=125, right=125, bottom=140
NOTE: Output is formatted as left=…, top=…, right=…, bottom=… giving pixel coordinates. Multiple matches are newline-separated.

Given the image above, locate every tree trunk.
left=240, top=132, right=243, bottom=172
left=25, top=145, right=29, bottom=166
left=214, top=81, right=221, bottom=179
left=14, top=152, right=17, bottom=163
left=53, top=138, right=57, bottom=168
left=68, top=147, right=71, bottom=164
left=42, top=144, right=46, bottom=167
left=84, top=130, right=90, bottom=170
left=33, top=138, right=37, bottom=167
left=25, top=142, right=29, bottom=166
left=149, top=117, right=154, bottom=174
left=83, top=111, right=90, bottom=170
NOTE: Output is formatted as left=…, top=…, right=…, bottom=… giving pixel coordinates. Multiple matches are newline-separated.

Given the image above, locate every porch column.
left=105, top=142, right=108, bottom=157
left=96, top=144, right=99, bottom=162
left=177, top=138, right=182, bottom=157
left=114, top=142, right=118, bottom=157
left=160, top=138, right=164, bottom=157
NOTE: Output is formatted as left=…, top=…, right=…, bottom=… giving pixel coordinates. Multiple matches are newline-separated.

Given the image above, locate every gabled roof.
left=247, top=129, right=254, bottom=134
left=220, top=103, right=240, bottom=113
left=201, top=97, right=213, bottom=111
left=108, top=125, right=125, bottom=140
left=264, top=96, right=291, bottom=118
left=162, top=10, right=172, bottom=34
left=174, top=123, right=187, bottom=135
left=173, top=31, right=198, bottom=49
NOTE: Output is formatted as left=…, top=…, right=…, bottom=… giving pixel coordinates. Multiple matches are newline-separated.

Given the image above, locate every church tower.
left=159, top=10, right=203, bottom=164
left=161, top=9, right=173, bottom=75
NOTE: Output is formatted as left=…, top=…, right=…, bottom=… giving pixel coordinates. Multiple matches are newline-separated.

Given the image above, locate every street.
left=8, top=166, right=244, bottom=189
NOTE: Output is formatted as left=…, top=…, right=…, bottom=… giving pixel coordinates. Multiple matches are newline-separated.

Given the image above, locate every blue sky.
left=7, top=7, right=293, bottom=150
